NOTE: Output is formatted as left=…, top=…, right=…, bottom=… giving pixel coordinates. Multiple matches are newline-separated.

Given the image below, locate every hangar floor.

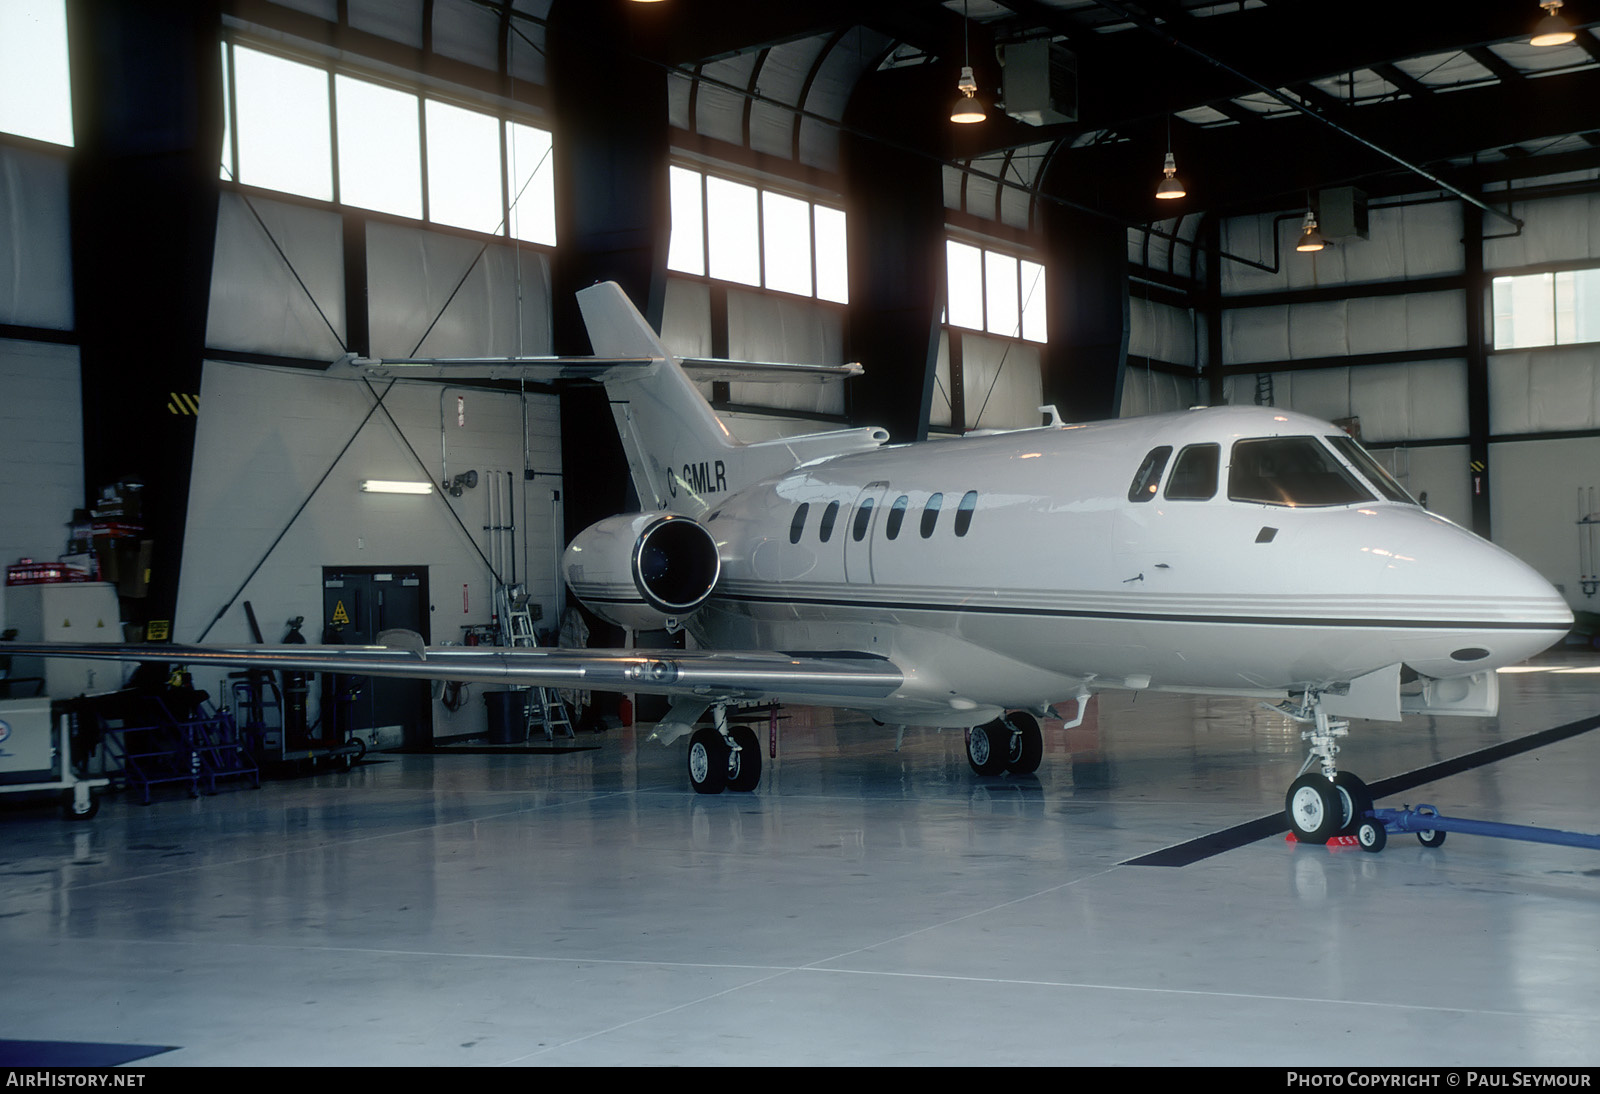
left=3, top=656, right=1600, bottom=1068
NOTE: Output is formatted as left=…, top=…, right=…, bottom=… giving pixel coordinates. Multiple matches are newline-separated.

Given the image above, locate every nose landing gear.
left=1278, top=692, right=1373, bottom=844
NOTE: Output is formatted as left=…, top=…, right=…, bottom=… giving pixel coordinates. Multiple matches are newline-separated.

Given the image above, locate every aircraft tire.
left=1002, top=712, right=1043, bottom=775
left=966, top=721, right=1008, bottom=776
left=687, top=728, right=729, bottom=794
left=1285, top=773, right=1341, bottom=843
left=726, top=725, right=762, bottom=792
left=1357, top=819, right=1387, bottom=853
left=1332, top=771, right=1373, bottom=836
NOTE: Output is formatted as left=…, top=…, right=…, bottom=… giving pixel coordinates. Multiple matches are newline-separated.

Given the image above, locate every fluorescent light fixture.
left=361, top=480, right=434, bottom=494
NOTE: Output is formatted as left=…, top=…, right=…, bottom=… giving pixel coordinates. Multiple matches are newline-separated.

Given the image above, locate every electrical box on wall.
left=1002, top=40, right=1077, bottom=126
left=1319, top=187, right=1369, bottom=240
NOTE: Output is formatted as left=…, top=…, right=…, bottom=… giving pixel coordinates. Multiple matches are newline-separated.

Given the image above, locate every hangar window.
left=335, top=75, right=422, bottom=220
left=221, top=42, right=557, bottom=246
left=946, top=241, right=1047, bottom=343
left=0, top=0, right=73, bottom=147
left=1228, top=437, right=1374, bottom=508
left=921, top=493, right=942, bottom=538
left=667, top=166, right=848, bottom=303
left=818, top=500, right=840, bottom=543
left=1492, top=268, right=1600, bottom=350
left=954, top=490, right=978, bottom=536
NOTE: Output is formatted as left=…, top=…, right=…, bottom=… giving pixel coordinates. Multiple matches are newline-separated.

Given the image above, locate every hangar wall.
left=1216, top=186, right=1600, bottom=608
left=186, top=189, right=561, bottom=742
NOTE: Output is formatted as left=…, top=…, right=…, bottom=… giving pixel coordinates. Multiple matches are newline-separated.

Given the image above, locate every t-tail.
left=575, top=281, right=887, bottom=517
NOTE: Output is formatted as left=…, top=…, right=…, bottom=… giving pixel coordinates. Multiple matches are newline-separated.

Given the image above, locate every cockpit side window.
left=1164, top=443, right=1220, bottom=501
left=1326, top=435, right=1417, bottom=504
left=1127, top=446, right=1173, bottom=503
left=1228, top=437, right=1375, bottom=507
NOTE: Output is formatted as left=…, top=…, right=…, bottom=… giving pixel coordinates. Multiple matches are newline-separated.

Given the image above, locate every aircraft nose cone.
left=1369, top=509, right=1571, bottom=675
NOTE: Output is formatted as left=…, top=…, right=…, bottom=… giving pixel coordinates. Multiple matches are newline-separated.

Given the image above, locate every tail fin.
left=576, top=282, right=741, bottom=515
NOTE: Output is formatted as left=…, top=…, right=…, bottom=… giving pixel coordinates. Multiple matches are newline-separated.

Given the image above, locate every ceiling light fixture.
left=1155, top=117, right=1185, bottom=199
left=1296, top=209, right=1326, bottom=253
left=951, top=0, right=985, bottom=124
left=1531, top=0, right=1578, bottom=45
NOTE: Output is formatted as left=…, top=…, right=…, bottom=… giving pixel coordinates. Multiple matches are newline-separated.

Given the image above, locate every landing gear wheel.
left=966, top=721, right=1008, bottom=776
left=687, top=728, right=730, bottom=794
left=1356, top=819, right=1387, bottom=853
left=1332, top=771, right=1373, bottom=836
left=726, top=725, right=762, bottom=792
left=1285, top=773, right=1342, bottom=844
left=1417, top=828, right=1446, bottom=848
left=1002, top=712, right=1044, bottom=775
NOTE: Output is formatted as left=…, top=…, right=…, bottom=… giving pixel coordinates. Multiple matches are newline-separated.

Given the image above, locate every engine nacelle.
left=563, top=513, right=721, bottom=632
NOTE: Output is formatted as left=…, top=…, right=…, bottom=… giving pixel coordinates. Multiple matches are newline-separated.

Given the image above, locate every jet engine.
left=562, top=513, right=721, bottom=631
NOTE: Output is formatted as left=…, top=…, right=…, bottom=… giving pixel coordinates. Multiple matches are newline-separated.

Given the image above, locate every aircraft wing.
left=336, top=354, right=861, bottom=384
left=3, top=641, right=904, bottom=707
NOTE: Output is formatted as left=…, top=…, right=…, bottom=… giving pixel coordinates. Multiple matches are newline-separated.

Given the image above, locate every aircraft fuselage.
left=691, top=406, right=1571, bottom=725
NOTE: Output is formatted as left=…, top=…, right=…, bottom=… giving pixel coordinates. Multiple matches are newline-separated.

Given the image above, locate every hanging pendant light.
left=1155, top=117, right=1185, bottom=199
left=1531, top=0, right=1578, bottom=46
left=1296, top=209, right=1326, bottom=253
left=951, top=0, right=986, bottom=124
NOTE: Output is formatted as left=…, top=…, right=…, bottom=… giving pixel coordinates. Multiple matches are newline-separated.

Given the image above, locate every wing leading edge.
left=5, top=641, right=904, bottom=707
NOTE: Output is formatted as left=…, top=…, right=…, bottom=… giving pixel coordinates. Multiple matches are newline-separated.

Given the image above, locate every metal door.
left=322, top=567, right=431, bottom=746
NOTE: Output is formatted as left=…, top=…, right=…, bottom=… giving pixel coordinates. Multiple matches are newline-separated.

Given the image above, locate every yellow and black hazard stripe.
left=167, top=392, right=200, bottom=415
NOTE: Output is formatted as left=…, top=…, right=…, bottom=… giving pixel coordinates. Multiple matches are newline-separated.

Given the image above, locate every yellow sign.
left=148, top=620, right=171, bottom=641
left=332, top=601, right=350, bottom=625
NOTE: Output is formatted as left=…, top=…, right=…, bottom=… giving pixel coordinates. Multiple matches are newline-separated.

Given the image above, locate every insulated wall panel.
left=726, top=289, right=846, bottom=416
left=366, top=221, right=551, bottom=359
left=1488, top=347, right=1600, bottom=435
left=0, top=145, right=72, bottom=331
left=1121, top=366, right=1197, bottom=418
left=0, top=339, right=81, bottom=636
left=1129, top=297, right=1196, bottom=366
left=207, top=193, right=346, bottom=360
left=961, top=333, right=1042, bottom=430
left=1485, top=193, right=1600, bottom=269
left=1490, top=436, right=1600, bottom=608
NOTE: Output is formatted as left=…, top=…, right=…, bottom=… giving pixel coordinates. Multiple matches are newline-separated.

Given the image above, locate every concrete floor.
left=3, top=656, right=1600, bottom=1067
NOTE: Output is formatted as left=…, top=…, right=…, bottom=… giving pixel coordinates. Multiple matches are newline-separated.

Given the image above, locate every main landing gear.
left=1279, top=692, right=1373, bottom=844
left=965, top=712, right=1044, bottom=776
left=686, top=704, right=761, bottom=795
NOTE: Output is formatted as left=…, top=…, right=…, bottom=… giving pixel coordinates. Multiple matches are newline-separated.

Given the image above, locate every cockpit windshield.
left=1228, top=436, right=1375, bottom=508
left=1325, top=434, right=1418, bottom=504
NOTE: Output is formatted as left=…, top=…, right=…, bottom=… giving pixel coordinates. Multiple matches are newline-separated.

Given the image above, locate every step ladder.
left=496, top=583, right=575, bottom=741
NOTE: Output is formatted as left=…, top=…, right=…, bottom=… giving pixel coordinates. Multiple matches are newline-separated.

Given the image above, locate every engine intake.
left=563, top=513, right=721, bottom=631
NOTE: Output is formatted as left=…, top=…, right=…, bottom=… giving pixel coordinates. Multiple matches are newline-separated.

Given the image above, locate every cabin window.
left=789, top=503, right=810, bottom=544
left=1165, top=443, right=1220, bottom=501
left=885, top=495, right=909, bottom=539
left=1326, top=435, right=1416, bottom=504
left=921, top=493, right=943, bottom=538
left=954, top=490, right=978, bottom=536
left=1228, top=437, right=1375, bottom=507
left=852, top=497, right=875, bottom=541
left=818, top=500, right=841, bottom=542
left=1127, top=446, right=1173, bottom=503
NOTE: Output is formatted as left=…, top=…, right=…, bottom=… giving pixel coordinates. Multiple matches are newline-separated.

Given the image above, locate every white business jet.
left=12, top=282, right=1572, bottom=843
